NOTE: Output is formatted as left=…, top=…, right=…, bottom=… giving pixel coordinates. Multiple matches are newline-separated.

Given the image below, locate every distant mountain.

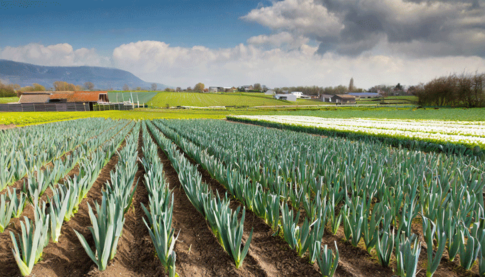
left=0, top=59, right=168, bottom=90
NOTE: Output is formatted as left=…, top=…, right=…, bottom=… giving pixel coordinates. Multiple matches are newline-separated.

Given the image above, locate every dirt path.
left=87, top=127, right=162, bottom=277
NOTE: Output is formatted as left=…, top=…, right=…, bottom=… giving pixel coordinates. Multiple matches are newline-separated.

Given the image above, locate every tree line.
left=415, top=72, right=485, bottom=107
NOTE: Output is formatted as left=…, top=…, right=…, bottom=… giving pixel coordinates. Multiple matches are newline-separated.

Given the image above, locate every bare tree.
left=151, top=83, right=157, bottom=91
left=123, top=84, right=130, bottom=91
left=84, top=82, right=95, bottom=90
left=253, top=83, right=262, bottom=91
left=176, top=87, right=182, bottom=92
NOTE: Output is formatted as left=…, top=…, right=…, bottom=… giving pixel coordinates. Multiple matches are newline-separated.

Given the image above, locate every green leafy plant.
left=316, top=242, right=339, bottom=277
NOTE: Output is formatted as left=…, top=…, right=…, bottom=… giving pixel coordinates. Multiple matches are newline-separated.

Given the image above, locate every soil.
left=85, top=127, right=162, bottom=277
left=0, top=124, right=16, bottom=130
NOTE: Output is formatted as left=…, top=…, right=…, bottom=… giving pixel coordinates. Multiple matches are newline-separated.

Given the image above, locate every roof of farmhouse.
left=348, top=92, right=380, bottom=97
left=66, top=91, right=107, bottom=102
left=19, top=94, right=50, bottom=103
left=334, top=94, right=356, bottom=99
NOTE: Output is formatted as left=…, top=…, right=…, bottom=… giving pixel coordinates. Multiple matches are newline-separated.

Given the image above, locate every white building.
left=291, top=92, right=303, bottom=98
left=274, top=94, right=297, bottom=101
left=264, top=90, right=275, bottom=95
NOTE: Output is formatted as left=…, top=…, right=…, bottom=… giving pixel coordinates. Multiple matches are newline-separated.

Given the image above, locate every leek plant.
left=422, top=217, right=446, bottom=277
left=459, top=228, right=480, bottom=270
left=396, top=234, right=421, bottom=277
left=376, top=231, right=394, bottom=267
left=341, top=196, right=364, bottom=247
left=214, top=206, right=253, bottom=269
left=47, top=186, right=70, bottom=243
left=7, top=188, right=27, bottom=218
left=316, top=242, right=339, bottom=277
left=0, top=194, right=15, bottom=232
left=74, top=193, right=125, bottom=271
left=10, top=213, right=50, bottom=276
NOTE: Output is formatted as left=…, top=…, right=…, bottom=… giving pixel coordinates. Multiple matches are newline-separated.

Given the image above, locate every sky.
left=0, top=0, right=485, bottom=89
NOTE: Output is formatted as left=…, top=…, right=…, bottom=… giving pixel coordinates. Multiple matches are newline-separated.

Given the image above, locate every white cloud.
left=247, top=32, right=309, bottom=49
left=242, top=0, right=485, bottom=57
left=241, top=0, right=343, bottom=39
left=0, top=43, right=109, bottom=67
left=111, top=40, right=485, bottom=88
left=3, top=41, right=485, bottom=89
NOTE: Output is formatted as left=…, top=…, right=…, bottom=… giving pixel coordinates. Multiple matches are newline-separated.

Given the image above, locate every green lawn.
left=0, top=97, right=19, bottom=104
left=146, top=92, right=322, bottom=107
left=107, top=92, right=158, bottom=104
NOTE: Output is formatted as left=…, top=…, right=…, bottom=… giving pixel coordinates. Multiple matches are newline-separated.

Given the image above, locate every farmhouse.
left=330, top=94, right=356, bottom=104
left=348, top=92, right=380, bottom=99
left=320, top=94, right=333, bottom=102
left=274, top=94, right=297, bottom=101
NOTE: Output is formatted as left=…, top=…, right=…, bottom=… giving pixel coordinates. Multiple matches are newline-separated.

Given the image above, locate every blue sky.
left=0, top=0, right=268, bottom=55
left=0, top=0, right=484, bottom=88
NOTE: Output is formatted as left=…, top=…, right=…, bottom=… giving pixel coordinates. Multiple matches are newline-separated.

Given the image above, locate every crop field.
left=147, top=91, right=322, bottom=107
left=0, top=97, right=19, bottom=104
left=1, top=117, right=485, bottom=277
left=229, top=115, right=485, bottom=154
left=107, top=92, right=158, bottom=104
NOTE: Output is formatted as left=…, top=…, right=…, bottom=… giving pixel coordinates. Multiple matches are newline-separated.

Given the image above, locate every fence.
left=0, top=103, right=90, bottom=112
left=92, top=103, right=134, bottom=111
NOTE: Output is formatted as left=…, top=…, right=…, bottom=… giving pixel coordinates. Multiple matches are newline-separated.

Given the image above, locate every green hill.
left=146, top=92, right=322, bottom=107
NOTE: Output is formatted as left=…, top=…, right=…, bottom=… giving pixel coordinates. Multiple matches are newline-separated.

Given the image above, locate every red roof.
left=67, top=91, right=107, bottom=103
left=49, top=92, right=73, bottom=100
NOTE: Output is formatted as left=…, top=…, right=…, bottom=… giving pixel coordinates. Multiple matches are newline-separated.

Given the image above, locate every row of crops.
left=228, top=115, right=485, bottom=155
left=2, top=117, right=485, bottom=276
left=0, top=119, right=134, bottom=275
left=152, top=119, right=485, bottom=276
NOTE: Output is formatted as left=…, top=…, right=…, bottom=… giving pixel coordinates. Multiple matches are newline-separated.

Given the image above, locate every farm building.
left=19, top=92, right=51, bottom=103
left=291, top=92, right=303, bottom=98
left=264, top=90, right=275, bottom=95
left=300, top=95, right=312, bottom=99
left=320, top=94, right=333, bottom=102
left=1, top=91, right=111, bottom=112
left=348, top=92, right=380, bottom=99
left=331, top=94, right=356, bottom=104
left=274, top=94, right=297, bottom=101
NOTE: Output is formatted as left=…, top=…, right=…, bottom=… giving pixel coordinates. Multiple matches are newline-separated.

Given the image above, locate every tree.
left=186, top=87, right=192, bottom=92
left=395, top=83, right=403, bottom=91
left=53, top=81, right=82, bottom=91
left=123, top=84, right=130, bottom=91
left=253, top=83, right=262, bottom=91
left=176, top=87, right=182, bottom=92
left=84, top=82, right=95, bottom=90
left=194, top=83, right=205, bottom=93
left=151, top=83, right=157, bottom=91
left=349, top=78, right=355, bottom=91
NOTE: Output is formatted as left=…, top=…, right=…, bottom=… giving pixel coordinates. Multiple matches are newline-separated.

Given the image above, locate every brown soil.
left=0, top=124, right=16, bottom=130
left=85, top=127, right=162, bottom=277
left=147, top=127, right=268, bottom=276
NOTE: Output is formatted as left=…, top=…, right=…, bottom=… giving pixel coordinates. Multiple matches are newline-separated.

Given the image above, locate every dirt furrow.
left=147, top=127, right=266, bottom=277
left=87, top=127, right=161, bottom=276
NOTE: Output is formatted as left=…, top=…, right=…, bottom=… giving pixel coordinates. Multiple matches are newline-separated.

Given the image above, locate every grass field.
left=107, top=92, right=158, bottom=104
left=1, top=107, right=483, bottom=126
left=146, top=92, right=322, bottom=107
left=0, top=97, right=19, bottom=104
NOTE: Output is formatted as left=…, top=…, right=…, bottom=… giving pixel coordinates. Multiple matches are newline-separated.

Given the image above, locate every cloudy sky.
left=1, top=0, right=484, bottom=88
